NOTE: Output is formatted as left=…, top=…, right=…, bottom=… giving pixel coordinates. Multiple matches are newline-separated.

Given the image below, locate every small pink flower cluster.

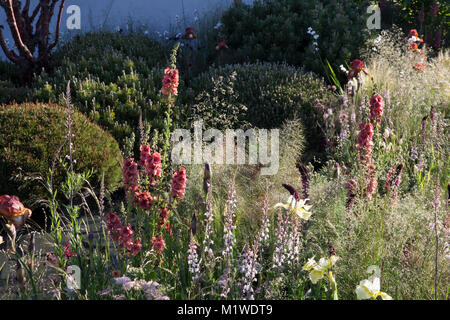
left=139, top=145, right=162, bottom=186
left=161, top=67, right=179, bottom=96
left=63, top=242, right=76, bottom=258
left=369, top=94, right=384, bottom=126
left=356, top=123, right=374, bottom=163
left=171, top=167, right=187, bottom=199
left=106, top=212, right=142, bottom=256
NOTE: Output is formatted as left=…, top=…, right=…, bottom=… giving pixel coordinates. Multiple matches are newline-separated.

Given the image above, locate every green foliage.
left=31, top=33, right=171, bottom=152
left=183, top=62, right=333, bottom=162
left=385, top=0, right=449, bottom=49
left=0, top=80, right=30, bottom=105
left=220, top=0, right=372, bottom=81
left=0, top=103, right=122, bottom=205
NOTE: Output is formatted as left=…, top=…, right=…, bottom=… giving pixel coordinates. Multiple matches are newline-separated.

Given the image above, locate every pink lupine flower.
left=161, top=67, right=179, bottom=96
left=171, top=167, right=187, bottom=199
left=369, top=94, right=384, bottom=125
left=356, top=123, right=374, bottom=163
left=152, top=236, right=166, bottom=254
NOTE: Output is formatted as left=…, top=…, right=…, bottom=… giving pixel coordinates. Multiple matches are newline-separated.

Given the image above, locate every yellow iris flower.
left=355, top=265, right=392, bottom=300
left=302, top=255, right=339, bottom=284
left=274, top=196, right=313, bottom=220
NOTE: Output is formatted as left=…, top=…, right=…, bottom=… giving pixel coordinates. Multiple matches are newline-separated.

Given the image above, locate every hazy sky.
left=0, top=0, right=253, bottom=61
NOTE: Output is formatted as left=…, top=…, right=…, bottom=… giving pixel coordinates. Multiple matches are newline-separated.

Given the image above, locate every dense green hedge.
left=182, top=62, right=334, bottom=162
left=0, top=103, right=123, bottom=204
left=219, top=0, right=371, bottom=81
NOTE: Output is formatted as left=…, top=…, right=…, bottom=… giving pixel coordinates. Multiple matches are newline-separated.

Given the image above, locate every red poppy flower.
left=408, top=29, right=419, bottom=38
left=349, top=59, right=365, bottom=72
left=183, top=27, right=197, bottom=40
left=215, top=39, right=229, bottom=51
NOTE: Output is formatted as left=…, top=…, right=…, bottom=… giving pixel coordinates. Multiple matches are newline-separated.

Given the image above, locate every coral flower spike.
left=0, top=195, right=32, bottom=228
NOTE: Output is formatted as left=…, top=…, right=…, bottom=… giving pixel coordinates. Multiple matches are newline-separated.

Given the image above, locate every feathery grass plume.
left=6, top=223, right=16, bottom=254
left=28, top=233, right=35, bottom=271
left=16, top=260, right=26, bottom=292
left=432, top=177, right=441, bottom=300
left=139, top=111, right=146, bottom=146
left=421, top=115, right=428, bottom=145
left=298, top=164, right=310, bottom=199
left=223, top=178, right=237, bottom=269
left=99, top=170, right=105, bottom=216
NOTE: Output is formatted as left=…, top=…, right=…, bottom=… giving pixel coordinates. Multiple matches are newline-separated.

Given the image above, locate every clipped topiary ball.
left=31, top=32, right=171, bottom=151
left=0, top=102, right=123, bottom=207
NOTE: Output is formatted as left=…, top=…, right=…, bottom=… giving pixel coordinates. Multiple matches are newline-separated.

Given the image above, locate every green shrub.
left=31, top=33, right=171, bottom=151
left=0, top=80, right=30, bottom=104
left=219, top=0, right=371, bottom=81
left=383, top=0, right=449, bottom=50
left=183, top=62, right=335, bottom=162
left=0, top=103, right=123, bottom=205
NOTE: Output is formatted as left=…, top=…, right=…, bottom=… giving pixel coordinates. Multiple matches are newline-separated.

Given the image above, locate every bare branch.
left=3, top=0, right=35, bottom=62
left=0, top=25, right=19, bottom=63
left=46, top=0, right=65, bottom=55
